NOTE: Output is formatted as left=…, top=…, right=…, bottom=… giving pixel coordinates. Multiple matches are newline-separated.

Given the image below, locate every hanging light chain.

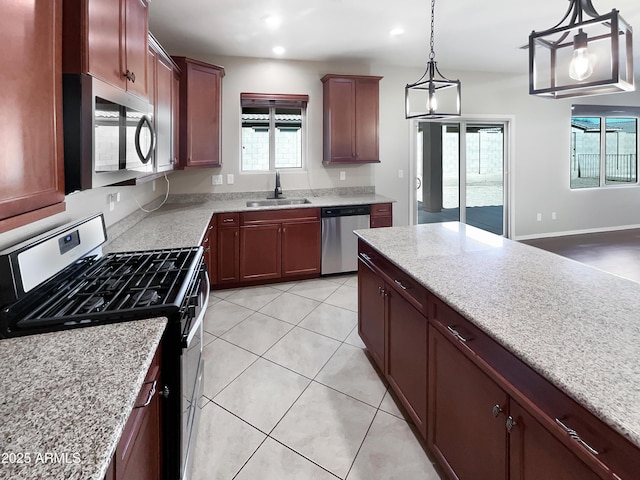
left=429, top=0, right=436, bottom=61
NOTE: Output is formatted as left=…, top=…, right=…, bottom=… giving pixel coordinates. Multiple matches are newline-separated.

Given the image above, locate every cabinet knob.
left=124, top=69, right=136, bottom=83
left=506, top=415, right=517, bottom=433
left=492, top=404, right=503, bottom=418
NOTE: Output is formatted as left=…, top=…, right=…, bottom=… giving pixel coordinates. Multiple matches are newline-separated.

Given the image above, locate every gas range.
left=0, top=213, right=208, bottom=480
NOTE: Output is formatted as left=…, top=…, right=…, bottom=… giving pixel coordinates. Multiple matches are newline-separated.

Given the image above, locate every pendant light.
left=405, top=0, right=461, bottom=119
left=529, top=0, right=634, bottom=99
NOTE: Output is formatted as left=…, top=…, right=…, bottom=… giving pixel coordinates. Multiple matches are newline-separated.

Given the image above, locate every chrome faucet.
left=274, top=170, right=283, bottom=199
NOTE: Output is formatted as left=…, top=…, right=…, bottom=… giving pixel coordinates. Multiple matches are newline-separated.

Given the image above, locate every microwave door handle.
left=135, top=115, right=156, bottom=165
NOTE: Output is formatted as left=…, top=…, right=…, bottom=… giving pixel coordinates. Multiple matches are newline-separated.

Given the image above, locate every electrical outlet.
left=339, top=171, right=346, bottom=181
left=152, top=180, right=156, bottom=192
left=115, top=191, right=121, bottom=202
left=212, top=175, right=223, bottom=185
left=536, top=213, right=542, bottom=221
left=551, top=212, right=557, bottom=220
left=226, top=174, right=234, bottom=185
left=108, top=194, right=115, bottom=212
left=398, top=169, right=404, bottom=179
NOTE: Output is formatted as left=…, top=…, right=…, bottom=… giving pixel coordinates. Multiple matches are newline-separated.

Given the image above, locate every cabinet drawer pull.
left=555, top=418, right=600, bottom=456
left=506, top=415, right=517, bottom=433
left=223, top=218, right=235, bottom=223
left=361, top=253, right=372, bottom=262
left=446, top=325, right=468, bottom=343
left=134, top=379, right=157, bottom=409
left=492, top=404, right=503, bottom=418
left=394, top=279, right=409, bottom=290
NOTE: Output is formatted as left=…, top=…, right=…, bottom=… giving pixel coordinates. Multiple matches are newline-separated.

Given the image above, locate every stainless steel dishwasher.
left=321, top=205, right=371, bottom=275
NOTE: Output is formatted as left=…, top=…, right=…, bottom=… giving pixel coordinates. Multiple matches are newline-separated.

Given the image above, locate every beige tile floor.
left=193, top=274, right=442, bottom=480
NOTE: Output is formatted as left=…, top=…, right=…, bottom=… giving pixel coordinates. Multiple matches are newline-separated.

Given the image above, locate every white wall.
left=0, top=181, right=163, bottom=251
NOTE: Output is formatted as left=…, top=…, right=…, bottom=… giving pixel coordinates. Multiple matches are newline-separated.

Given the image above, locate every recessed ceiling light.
left=272, top=46, right=285, bottom=55
left=389, top=27, right=405, bottom=37
left=264, top=15, right=281, bottom=29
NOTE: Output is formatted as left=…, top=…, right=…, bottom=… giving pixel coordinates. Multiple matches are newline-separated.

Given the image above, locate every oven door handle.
left=183, top=273, right=210, bottom=348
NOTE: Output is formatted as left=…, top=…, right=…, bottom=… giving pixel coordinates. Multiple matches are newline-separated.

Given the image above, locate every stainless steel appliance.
left=321, top=205, right=370, bottom=275
left=0, top=214, right=207, bottom=480
left=62, top=75, right=156, bottom=193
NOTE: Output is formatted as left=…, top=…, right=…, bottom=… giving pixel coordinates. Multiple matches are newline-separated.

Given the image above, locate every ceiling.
left=149, top=0, right=640, bottom=75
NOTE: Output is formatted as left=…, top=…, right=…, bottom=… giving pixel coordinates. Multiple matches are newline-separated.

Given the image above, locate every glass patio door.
left=415, top=121, right=506, bottom=236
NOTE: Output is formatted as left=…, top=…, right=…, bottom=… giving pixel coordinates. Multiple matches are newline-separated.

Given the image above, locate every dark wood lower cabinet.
left=240, top=224, right=281, bottom=281
left=105, top=346, right=161, bottom=480
left=428, top=325, right=508, bottom=480
left=357, top=258, right=386, bottom=371
left=508, top=400, right=601, bottom=480
left=281, top=220, right=321, bottom=277
left=386, top=289, right=427, bottom=439
left=217, top=226, right=239, bottom=283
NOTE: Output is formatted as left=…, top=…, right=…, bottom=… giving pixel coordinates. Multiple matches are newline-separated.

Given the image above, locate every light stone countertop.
left=104, top=193, right=394, bottom=253
left=0, top=318, right=167, bottom=480
left=354, top=222, right=640, bottom=450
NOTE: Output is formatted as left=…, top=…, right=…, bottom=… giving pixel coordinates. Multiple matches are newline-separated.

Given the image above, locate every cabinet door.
left=172, top=70, right=180, bottom=167
left=87, top=0, right=125, bottom=90
left=357, top=259, right=386, bottom=372
left=428, top=325, right=508, bottom=480
left=386, top=289, right=428, bottom=438
left=156, top=54, right=174, bottom=172
left=281, top=221, right=321, bottom=277
left=324, top=78, right=355, bottom=163
left=240, top=224, right=281, bottom=282
left=508, top=401, right=601, bottom=480
left=186, top=63, right=222, bottom=167
left=124, top=0, right=148, bottom=98
left=0, top=0, right=65, bottom=231
left=202, top=218, right=216, bottom=286
left=354, top=78, right=379, bottom=162
left=115, top=349, right=161, bottom=480
left=218, top=227, right=239, bottom=283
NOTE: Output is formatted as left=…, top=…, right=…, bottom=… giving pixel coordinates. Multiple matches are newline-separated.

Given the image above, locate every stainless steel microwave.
left=63, top=75, right=156, bottom=193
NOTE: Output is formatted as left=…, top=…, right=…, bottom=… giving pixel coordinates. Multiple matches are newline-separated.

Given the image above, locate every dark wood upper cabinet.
left=149, top=36, right=178, bottom=173
left=63, top=0, right=149, bottom=99
left=0, top=0, right=66, bottom=233
left=321, top=74, right=382, bottom=165
left=172, top=57, right=225, bottom=168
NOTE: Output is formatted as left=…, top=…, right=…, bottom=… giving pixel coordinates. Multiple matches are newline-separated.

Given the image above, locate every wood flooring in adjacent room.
left=522, top=228, right=640, bottom=283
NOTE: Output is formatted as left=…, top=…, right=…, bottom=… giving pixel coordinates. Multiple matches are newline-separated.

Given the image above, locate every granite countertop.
left=0, top=318, right=167, bottom=480
left=105, top=192, right=394, bottom=253
left=354, top=222, right=640, bottom=450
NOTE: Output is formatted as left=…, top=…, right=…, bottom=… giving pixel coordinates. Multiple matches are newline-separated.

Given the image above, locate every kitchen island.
left=354, top=222, right=640, bottom=479
left=0, top=318, right=166, bottom=480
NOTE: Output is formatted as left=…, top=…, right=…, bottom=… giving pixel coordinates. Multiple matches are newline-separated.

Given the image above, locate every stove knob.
left=161, top=385, right=170, bottom=398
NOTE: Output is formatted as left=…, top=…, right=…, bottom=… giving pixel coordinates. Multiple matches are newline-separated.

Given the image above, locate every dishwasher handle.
left=321, top=205, right=371, bottom=218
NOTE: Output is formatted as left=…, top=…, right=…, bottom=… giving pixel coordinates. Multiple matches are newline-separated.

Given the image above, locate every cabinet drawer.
left=430, top=297, right=640, bottom=479
left=358, top=240, right=427, bottom=314
left=241, top=207, right=320, bottom=225
left=370, top=216, right=392, bottom=228
left=370, top=203, right=392, bottom=217
left=217, top=212, right=239, bottom=227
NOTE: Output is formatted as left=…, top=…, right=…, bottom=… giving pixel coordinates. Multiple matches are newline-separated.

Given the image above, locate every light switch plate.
left=227, top=174, right=234, bottom=184
left=339, top=171, right=346, bottom=181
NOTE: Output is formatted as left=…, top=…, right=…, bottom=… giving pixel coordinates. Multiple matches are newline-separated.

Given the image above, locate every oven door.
left=180, top=269, right=209, bottom=480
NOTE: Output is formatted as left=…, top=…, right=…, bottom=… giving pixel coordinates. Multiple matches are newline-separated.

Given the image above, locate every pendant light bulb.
left=427, top=83, right=438, bottom=112
left=569, top=30, right=594, bottom=81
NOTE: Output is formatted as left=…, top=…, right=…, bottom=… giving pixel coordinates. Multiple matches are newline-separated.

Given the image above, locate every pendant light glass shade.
left=405, top=0, right=461, bottom=119
left=529, top=0, right=634, bottom=99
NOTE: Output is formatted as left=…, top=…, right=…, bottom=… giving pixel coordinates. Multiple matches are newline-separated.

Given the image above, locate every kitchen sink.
left=245, top=198, right=311, bottom=207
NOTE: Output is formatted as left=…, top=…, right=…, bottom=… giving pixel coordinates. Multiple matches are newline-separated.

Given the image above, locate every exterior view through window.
left=240, top=93, right=307, bottom=171
left=571, top=105, right=638, bottom=189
